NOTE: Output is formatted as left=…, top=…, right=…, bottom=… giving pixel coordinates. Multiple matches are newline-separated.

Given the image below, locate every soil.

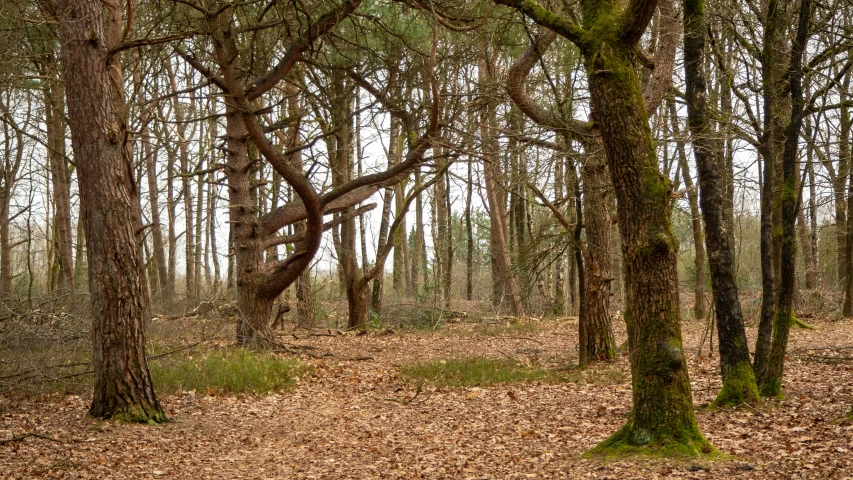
left=2, top=315, right=852, bottom=479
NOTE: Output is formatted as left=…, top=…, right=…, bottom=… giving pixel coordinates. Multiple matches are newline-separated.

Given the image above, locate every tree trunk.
left=669, top=100, right=706, bottom=320
left=797, top=203, right=816, bottom=290
left=434, top=149, right=452, bottom=308
left=412, top=168, right=425, bottom=296
left=683, top=0, right=759, bottom=405
left=466, top=157, right=474, bottom=301
left=44, top=76, right=75, bottom=294
left=580, top=144, right=616, bottom=363
left=754, top=0, right=799, bottom=382
left=759, top=0, right=811, bottom=397
left=142, top=106, right=171, bottom=310
left=479, top=54, right=522, bottom=317
left=0, top=97, right=24, bottom=299
left=371, top=117, right=399, bottom=315
left=492, top=0, right=716, bottom=453
left=225, top=105, right=275, bottom=345
left=58, top=0, right=164, bottom=422
left=0, top=193, right=10, bottom=299
left=837, top=89, right=851, bottom=288
left=843, top=169, right=853, bottom=317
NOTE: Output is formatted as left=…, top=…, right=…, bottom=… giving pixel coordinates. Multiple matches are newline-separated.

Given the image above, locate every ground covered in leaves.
left=2, top=312, right=853, bottom=479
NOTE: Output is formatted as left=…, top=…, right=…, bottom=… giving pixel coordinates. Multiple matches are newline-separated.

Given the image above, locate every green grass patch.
left=477, top=319, right=541, bottom=337
left=401, top=357, right=564, bottom=388
left=150, top=348, right=311, bottom=395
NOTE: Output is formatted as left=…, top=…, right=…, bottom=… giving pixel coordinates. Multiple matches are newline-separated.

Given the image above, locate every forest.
left=1, top=0, right=853, bottom=477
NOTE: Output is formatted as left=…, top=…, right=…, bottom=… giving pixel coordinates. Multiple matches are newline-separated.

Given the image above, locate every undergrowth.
left=150, top=348, right=311, bottom=395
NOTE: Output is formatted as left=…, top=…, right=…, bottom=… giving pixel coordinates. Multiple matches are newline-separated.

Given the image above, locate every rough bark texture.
left=58, top=0, right=163, bottom=422
left=682, top=0, right=759, bottom=406
left=580, top=145, right=616, bottom=363
left=753, top=0, right=786, bottom=382
left=490, top=0, right=712, bottom=455
left=585, top=42, right=709, bottom=456
left=223, top=104, right=276, bottom=344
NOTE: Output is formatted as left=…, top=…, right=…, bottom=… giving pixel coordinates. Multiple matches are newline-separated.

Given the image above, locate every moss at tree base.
left=91, top=404, right=167, bottom=425
left=585, top=421, right=718, bottom=460
left=790, top=315, right=815, bottom=330
left=714, top=362, right=760, bottom=407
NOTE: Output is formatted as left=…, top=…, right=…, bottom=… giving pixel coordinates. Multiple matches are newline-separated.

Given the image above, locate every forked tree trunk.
left=58, top=0, right=163, bottom=422
left=754, top=0, right=791, bottom=382
left=585, top=43, right=709, bottom=453
left=479, top=53, right=522, bottom=317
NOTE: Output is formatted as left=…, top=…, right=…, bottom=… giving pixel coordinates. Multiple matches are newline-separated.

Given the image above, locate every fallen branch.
left=0, top=432, right=62, bottom=445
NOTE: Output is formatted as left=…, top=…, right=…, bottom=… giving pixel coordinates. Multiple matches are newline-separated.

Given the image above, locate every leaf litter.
left=1, top=316, right=853, bottom=479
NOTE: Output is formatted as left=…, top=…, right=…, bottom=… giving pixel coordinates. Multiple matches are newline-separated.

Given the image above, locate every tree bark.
left=759, top=0, right=811, bottom=397
left=495, top=0, right=713, bottom=454
left=58, top=0, right=164, bottom=422
left=0, top=97, right=25, bottom=300
left=580, top=144, right=616, bottom=363
left=683, top=0, right=759, bottom=405
left=479, top=48, right=522, bottom=317
left=44, top=74, right=75, bottom=294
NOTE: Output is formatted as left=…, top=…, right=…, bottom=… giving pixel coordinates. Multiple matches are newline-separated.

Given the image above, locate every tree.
left=758, top=0, right=812, bottom=397
left=682, top=0, right=759, bottom=405
left=494, top=0, right=713, bottom=455
left=57, top=0, right=164, bottom=422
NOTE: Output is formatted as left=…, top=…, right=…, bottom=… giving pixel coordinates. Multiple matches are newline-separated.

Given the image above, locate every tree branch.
left=245, top=0, right=363, bottom=101
left=492, top=0, right=585, bottom=46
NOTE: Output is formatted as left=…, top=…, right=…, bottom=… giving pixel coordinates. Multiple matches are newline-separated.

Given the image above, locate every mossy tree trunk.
left=58, top=0, right=164, bottom=423
left=585, top=42, right=709, bottom=456
left=682, top=0, right=759, bottom=406
left=759, top=0, right=812, bottom=397
left=495, top=0, right=712, bottom=455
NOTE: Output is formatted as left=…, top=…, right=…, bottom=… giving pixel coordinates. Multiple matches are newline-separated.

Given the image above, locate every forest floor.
left=2, top=306, right=853, bottom=479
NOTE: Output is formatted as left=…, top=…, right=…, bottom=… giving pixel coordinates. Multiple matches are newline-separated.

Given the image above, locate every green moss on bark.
left=790, top=315, right=815, bottom=330
left=586, top=420, right=717, bottom=459
left=108, top=405, right=166, bottom=425
left=713, top=361, right=760, bottom=407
